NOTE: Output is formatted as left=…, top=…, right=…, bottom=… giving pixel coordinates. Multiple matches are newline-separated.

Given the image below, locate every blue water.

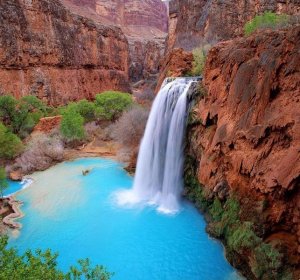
left=4, top=179, right=30, bottom=197
left=9, top=158, right=240, bottom=280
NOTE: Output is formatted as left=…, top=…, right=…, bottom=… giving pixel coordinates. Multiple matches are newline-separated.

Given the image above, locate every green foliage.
left=251, top=243, right=283, bottom=279
left=95, top=91, right=133, bottom=121
left=75, top=100, right=96, bottom=123
left=0, top=236, right=112, bottom=280
left=60, top=108, right=85, bottom=141
left=209, top=198, right=223, bottom=222
left=0, top=95, right=17, bottom=124
left=244, top=11, right=290, bottom=36
left=0, top=123, right=23, bottom=159
left=0, top=167, right=8, bottom=198
left=0, top=95, right=50, bottom=137
left=191, top=48, right=206, bottom=76
left=228, top=222, right=261, bottom=251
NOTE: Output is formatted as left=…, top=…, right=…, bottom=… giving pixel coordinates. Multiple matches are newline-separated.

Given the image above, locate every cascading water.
left=116, top=77, right=199, bottom=214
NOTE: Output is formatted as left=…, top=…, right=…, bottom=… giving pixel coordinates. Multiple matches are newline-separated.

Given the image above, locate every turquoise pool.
left=9, top=158, right=240, bottom=280
left=4, top=178, right=32, bottom=197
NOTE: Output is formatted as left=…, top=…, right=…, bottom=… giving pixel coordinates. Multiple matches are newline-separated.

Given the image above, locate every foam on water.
left=115, top=78, right=197, bottom=214
left=9, top=158, right=241, bottom=280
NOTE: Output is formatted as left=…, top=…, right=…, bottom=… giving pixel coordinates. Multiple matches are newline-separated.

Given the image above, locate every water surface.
left=9, top=158, right=240, bottom=280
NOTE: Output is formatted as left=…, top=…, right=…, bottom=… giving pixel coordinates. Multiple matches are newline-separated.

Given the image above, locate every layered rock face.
left=65, top=0, right=168, bottom=88
left=187, top=26, right=300, bottom=278
left=169, top=0, right=300, bottom=51
left=0, top=0, right=131, bottom=105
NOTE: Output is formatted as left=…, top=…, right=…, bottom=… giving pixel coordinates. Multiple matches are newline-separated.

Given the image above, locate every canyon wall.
left=65, top=0, right=168, bottom=90
left=0, top=0, right=168, bottom=104
left=168, top=0, right=300, bottom=51
left=186, top=26, right=300, bottom=279
left=0, top=0, right=131, bottom=105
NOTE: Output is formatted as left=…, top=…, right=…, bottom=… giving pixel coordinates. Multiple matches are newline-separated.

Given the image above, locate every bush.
left=228, top=222, right=261, bottom=251
left=0, top=123, right=23, bottom=159
left=244, top=12, right=290, bottom=36
left=0, top=95, right=17, bottom=125
left=0, top=236, right=112, bottom=280
left=134, top=89, right=155, bottom=103
left=14, top=134, right=64, bottom=174
left=209, top=198, right=223, bottom=222
left=60, top=108, right=85, bottom=141
left=191, top=48, right=206, bottom=76
left=95, top=91, right=133, bottom=121
left=0, top=167, right=8, bottom=198
left=0, top=95, right=49, bottom=138
left=75, top=100, right=96, bottom=123
left=111, top=106, right=149, bottom=147
left=251, top=243, right=283, bottom=279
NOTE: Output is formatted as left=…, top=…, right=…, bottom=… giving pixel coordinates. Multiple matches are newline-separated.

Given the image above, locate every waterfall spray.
left=115, top=77, right=198, bottom=214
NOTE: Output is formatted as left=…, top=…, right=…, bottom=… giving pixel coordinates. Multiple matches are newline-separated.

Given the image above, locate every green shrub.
left=191, top=48, right=206, bottom=76
left=0, top=95, right=17, bottom=125
left=95, top=91, right=133, bottom=121
left=0, top=95, right=49, bottom=137
left=73, top=100, right=96, bottom=123
left=0, top=167, right=8, bottom=198
left=228, top=222, right=261, bottom=251
left=209, top=198, right=223, bottom=222
left=0, top=123, right=23, bottom=159
left=244, top=11, right=290, bottom=36
left=0, top=236, right=112, bottom=280
left=251, top=243, right=283, bottom=279
left=60, top=108, right=85, bottom=141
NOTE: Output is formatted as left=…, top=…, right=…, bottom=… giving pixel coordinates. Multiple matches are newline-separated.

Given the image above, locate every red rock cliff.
left=65, top=0, right=168, bottom=88
left=169, top=0, right=300, bottom=51
left=0, top=0, right=131, bottom=105
left=188, top=26, right=300, bottom=278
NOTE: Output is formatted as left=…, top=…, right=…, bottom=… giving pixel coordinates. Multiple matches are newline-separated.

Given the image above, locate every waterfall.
left=116, top=77, right=198, bottom=214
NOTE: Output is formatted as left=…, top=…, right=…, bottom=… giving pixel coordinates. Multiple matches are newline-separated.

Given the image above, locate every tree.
left=0, top=236, right=112, bottom=280
left=0, top=95, right=17, bottom=125
left=60, top=108, right=85, bottom=141
left=0, top=123, right=23, bottom=159
left=0, top=167, right=8, bottom=199
left=73, top=99, right=96, bottom=123
left=95, top=91, right=133, bottom=121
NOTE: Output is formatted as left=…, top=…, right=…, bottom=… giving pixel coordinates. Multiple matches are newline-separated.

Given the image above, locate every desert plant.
left=209, top=198, right=223, bottom=222
left=228, top=222, right=261, bottom=251
left=134, top=89, right=155, bottom=103
left=95, top=91, right=133, bottom=121
left=251, top=243, right=283, bottom=279
left=244, top=11, right=290, bottom=36
left=14, top=134, right=64, bottom=174
left=110, top=106, right=149, bottom=147
left=0, top=236, right=112, bottom=280
left=0, top=167, right=8, bottom=199
left=191, top=48, right=206, bottom=76
left=0, top=123, right=23, bottom=159
left=60, top=108, right=85, bottom=141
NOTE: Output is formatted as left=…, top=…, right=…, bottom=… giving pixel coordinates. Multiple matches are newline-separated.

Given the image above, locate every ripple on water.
left=9, top=158, right=242, bottom=280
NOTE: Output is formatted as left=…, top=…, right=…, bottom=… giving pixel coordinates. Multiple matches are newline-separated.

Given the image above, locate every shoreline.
left=1, top=139, right=131, bottom=233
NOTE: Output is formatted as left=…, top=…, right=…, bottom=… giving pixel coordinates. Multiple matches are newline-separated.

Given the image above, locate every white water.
left=116, top=78, right=197, bottom=213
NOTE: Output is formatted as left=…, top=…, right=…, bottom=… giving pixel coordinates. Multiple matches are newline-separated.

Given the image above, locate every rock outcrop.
left=186, top=26, right=300, bottom=279
left=0, top=0, right=131, bottom=105
left=65, top=0, right=168, bottom=90
left=168, top=0, right=300, bottom=51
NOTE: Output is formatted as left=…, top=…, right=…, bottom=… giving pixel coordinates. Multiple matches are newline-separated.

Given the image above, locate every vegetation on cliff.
left=184, top=78, right=297, bottom=279
left=244, top=12, right=290, bottom=36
